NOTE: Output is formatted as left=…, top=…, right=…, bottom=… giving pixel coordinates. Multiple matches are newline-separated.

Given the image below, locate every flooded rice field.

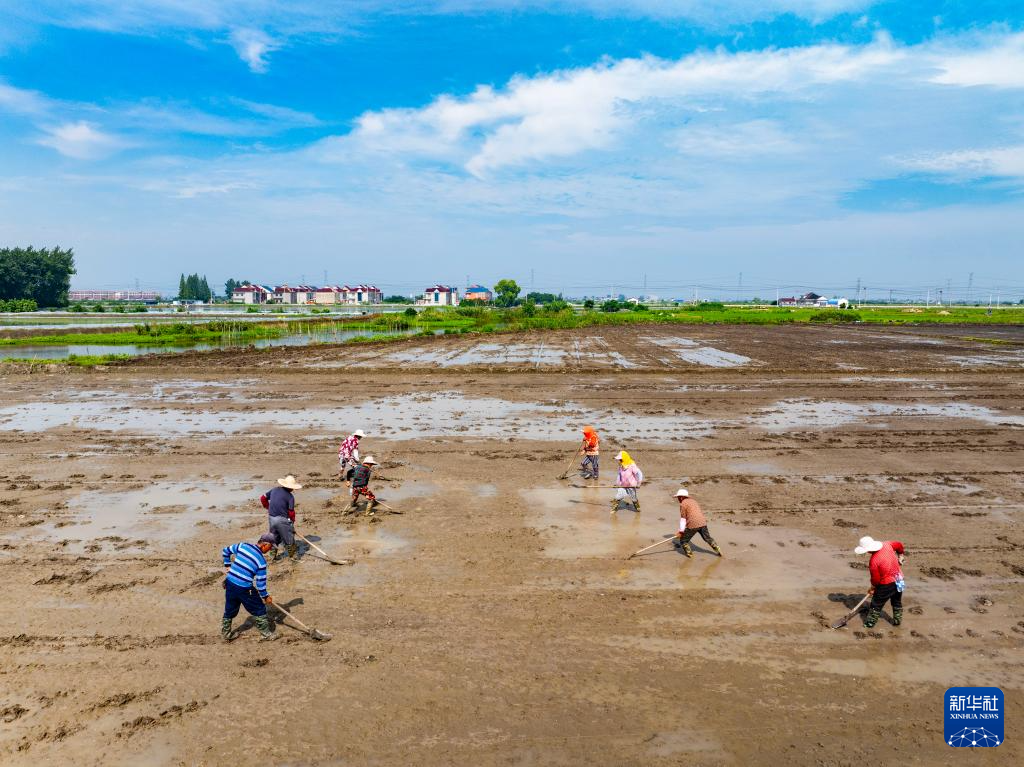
left=1, top=323, right=1022, bottom=765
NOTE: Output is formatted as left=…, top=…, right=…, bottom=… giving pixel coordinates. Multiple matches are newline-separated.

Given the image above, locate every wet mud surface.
left=1, top=324, right=1022, bottom=765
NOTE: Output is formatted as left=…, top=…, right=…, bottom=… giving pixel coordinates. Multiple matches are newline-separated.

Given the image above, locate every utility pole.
left=889, top=288, right=893, bottom=304
left=947, top=278, right=952, bottom=306
left=926, top=288, right=930, bottom=306
left=738, top=271, right=742, bottom=301
left=643, top=273, right=648, bottom=299
left=967, top=272, right=974, bottom=305
left=856, top=277, right=861, bottom=306
left=530, top=268, right=535, bottom=295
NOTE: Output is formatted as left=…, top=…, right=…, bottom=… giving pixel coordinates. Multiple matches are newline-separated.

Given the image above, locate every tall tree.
left=178, top=274, right=187, bottom=300
left=200, top=275, right=211, bottom=301
left=493, top=278, right=521, bottom=308
left=0, top=246, right=76, bottom=306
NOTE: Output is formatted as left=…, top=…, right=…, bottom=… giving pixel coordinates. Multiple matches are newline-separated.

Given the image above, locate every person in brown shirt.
left=673, top=488, right=722, bottom=558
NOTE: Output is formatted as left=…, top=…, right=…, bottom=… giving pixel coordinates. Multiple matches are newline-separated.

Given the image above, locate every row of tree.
left=0, top=246, right=76, bottom=307
left=177, top=273, right=212, bottom=302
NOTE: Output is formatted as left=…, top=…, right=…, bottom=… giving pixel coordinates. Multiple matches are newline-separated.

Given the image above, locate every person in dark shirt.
left=260, top=474, right=302, bottom=560
left=343, top=456, right=379, bottom=514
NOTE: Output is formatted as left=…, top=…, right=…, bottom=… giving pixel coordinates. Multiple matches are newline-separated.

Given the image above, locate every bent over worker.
left=611, top=450, right=643, bottom=512
left=338, top=429, right=366, bottom=478
left=344, top=456, right=379, bottom=513
left=673, top=488, right=723, bottom=558
left=580, top=426, right=600, bottom=480
left=855, top=536, right=906, bottom=628
left=221, top=538, right=278, bottom=642
left=260, top=474, right=302, bottom=560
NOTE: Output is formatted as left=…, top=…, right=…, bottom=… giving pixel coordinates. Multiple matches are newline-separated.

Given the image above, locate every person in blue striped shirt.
left=221, top=537, right=278, bottom=642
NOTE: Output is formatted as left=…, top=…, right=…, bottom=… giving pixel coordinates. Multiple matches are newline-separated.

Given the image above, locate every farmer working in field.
left=221, top=537, right=278, bottom=642
left=580, top=426, right=600, bottom=480
left=344, top=456, right=379, bottom=513
left=338, top=429, right=366, bottom=479
left=611, top=450, right=643, bottom=512
left=855, top=535, right=906, bottom=628
left=673, top=488, right=723, bottom=558
left=260, top=474, right=302, bottom=560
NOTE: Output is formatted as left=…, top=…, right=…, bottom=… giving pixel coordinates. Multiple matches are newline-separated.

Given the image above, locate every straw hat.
left=362, top=456, right=379, bottom=466
left=277, top=475, right=303, bottom=490
left=854, top=536, right=884, bottom=555
left=673, top=488, right=689, bottom=498
left=353, top=429, right=366, bottom=438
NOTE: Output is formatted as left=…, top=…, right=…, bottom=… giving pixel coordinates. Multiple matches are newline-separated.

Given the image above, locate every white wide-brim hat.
left=353, top=429, right=366, bottom=438
left=362, top=456, right=379, bottom=466
left=673, top=488, right=689, bottom=498
left=854, top=536, right=884, bottom=555
left=277, top=474, right=303, bottom=490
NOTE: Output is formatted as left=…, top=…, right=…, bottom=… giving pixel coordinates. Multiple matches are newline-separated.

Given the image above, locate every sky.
left=1, top=1, right=1022, bottom=300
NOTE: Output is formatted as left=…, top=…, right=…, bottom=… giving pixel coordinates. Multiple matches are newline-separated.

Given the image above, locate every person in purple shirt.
left=259, top=474, right=302, bottom=560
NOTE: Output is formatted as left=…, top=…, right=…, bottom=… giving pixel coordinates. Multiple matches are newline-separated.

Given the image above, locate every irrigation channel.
left=3, top=325, right=430, bottom=360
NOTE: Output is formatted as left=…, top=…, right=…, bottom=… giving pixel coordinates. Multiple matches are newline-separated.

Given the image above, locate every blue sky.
left=1, top=1, right=1022, bottom=299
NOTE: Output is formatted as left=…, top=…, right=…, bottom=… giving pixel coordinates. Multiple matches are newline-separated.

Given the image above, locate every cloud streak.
left=337, top=32, right=1024, bottom=178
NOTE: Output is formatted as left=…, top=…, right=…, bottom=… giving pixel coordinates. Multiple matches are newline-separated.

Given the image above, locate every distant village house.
left=778, top=292, right=848, bottom=308
left=231, top=284, right=274, bottom=304
left=420, top=285, right=460, bottom=306
left=464, top=285, right=493, bottom=302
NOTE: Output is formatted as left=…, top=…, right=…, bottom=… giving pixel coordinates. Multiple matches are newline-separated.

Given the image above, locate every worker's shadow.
left=828, top=592, right=868, bottom=609
left=236, top=597, right=306, bottom=633
left=826, top=592, right=894, bottom=625
left=268, top=597, right=305, bottom=629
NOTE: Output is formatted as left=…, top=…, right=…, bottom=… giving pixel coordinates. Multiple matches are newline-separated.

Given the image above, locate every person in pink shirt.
left=610, top=451, right=642, bottom=512
left=854, top=535, right=907, bottom=628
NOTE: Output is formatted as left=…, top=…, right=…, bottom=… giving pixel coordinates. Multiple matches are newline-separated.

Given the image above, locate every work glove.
left=288, top=510, right=295, bottom=522
left=259, top=495, right=269, bottom=509
left=264, top=595, right=273, bottom=605
left=222, top=578, right=227, bottom=589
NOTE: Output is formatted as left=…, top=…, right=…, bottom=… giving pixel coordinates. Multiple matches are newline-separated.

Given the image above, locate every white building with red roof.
left=420, top=285, right=460, bottom=306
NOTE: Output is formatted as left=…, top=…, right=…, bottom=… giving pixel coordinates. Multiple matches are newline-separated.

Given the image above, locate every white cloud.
left=341, top=39, right=905, bottom=176
left=0, top=79, right=54, bottom=116
left=229, top=28, right=279, bottom=73
left=929, top=32, right=1024, bottom=88
left=901, top=145, right=1024, bottom=179
left=35, top=121, right=127, bottom=159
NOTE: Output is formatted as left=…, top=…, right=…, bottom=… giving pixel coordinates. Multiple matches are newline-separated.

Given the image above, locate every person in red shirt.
left=854, top=535, right=906, bottom=628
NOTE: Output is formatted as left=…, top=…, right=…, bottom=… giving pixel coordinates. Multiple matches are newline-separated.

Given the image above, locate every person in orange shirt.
left=580, top=426, right=600, bottom=480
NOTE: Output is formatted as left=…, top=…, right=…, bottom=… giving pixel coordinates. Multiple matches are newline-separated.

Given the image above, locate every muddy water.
left=0, top=391, right=712, bottom=442
left=749, top=399, right=1024, bottom=430
left=641, top=336, right=754, bottom=367
left=22, top=480, right=261, bottom=550
left=522, top=483, right=843, bottom=593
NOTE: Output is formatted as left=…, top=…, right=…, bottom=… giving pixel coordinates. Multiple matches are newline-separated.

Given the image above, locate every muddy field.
left=1, top=323, right=1022, bottom=766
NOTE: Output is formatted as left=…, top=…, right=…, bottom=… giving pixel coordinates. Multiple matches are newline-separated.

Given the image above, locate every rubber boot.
left=710, top=541, right=723, bottom=557
left=863, top=607, right=881, bottom=628
left=633, top=500, right=641, bottom=512
left=892, top=608, right=903, bottom=626
left=221, top=618, right=237, bottom=642
left=365, top=499, right=378, bottom=516
left=254, top=615, right=279, bottom=641
left=679, top=542, right=693, bottom=558
left=287, top=543, right=298, bottom=560
left=609, top=499, right=618, bottom=513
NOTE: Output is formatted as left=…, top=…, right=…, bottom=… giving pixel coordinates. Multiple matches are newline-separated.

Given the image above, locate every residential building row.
left=231, top=284, right=384, bottom=305
left=231, top=283, right=477, bottom=306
